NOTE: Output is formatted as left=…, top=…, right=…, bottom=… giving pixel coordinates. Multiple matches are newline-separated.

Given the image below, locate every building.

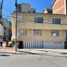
left=16, top=3, right=36, bottom=13
left=43, top=9, right=52, bottom=14
left=12, top=3, right=67, bottom=49
left=52, top=0, right=67, bottom=14
left=2, top=18, right=12, bottom=47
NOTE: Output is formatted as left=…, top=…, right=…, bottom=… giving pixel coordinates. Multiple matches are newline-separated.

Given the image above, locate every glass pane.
left=35, top=17, right=43, bottom=23
left=52, top=18, right=61, bottom=24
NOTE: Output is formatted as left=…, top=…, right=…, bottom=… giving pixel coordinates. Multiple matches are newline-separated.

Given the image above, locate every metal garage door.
left=43, top=42, right=64, bottom=49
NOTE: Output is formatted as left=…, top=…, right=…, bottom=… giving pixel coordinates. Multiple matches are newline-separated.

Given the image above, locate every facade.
left=52, top=0, right=67, bottom=14
left=12, top=12, right=67, bottom=49
left=12, top=3, right=67, bottom=49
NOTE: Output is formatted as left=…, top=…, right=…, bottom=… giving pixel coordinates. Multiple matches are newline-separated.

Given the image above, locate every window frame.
left=35, top=17, right=43, bottom=23
left=18, top=29, right=27, bottom=35
left=51, top=30, right=59, bottom=37
left=33, top=29, right=42, bottom=36
left=52, top=18, right=61, bottom=24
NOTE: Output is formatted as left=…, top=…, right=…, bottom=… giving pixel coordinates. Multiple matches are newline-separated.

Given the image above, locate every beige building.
left=12, top=13, right=67, bottom=49
left=12, top=3, right=67, bottom=49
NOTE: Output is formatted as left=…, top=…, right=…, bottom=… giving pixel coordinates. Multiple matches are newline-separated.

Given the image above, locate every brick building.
left=52, top=0, right=67, bottom=14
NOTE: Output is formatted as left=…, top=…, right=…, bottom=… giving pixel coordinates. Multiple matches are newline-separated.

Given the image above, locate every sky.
left=2, top=0, right=52, bottom=20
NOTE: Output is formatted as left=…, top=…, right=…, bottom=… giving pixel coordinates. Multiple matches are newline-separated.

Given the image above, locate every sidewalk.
left=0, top=47, right=19, bottom=54
left=18, top=49, right=67, bottom=56
left=18, top=49, right=67, bottom=53
left=0, top=47, right=67, bottom=55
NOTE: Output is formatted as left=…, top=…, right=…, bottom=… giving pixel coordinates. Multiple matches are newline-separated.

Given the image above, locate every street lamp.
left=15, top=0, right=18, bottom=51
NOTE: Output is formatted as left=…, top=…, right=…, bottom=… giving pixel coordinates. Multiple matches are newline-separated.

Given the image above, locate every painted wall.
left=17, top=29, right=66, bottom=42
left=12, top=13, right=67, bottom=42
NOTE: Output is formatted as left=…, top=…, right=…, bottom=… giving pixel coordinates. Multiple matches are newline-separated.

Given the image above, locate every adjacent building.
left=2, top=18, right=12, bottom=47
left=52, top=0, right=67, bottom=14
left=43, top=9, right=52, bottom=14
left=16, top=3, right=36, bottom=13
left=12, top=3, right=67, bottom=49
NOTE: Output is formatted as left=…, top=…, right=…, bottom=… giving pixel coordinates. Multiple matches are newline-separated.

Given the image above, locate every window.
left=52, top=18, right=61, bottom=24
left=35, top=17, right=43, bottom=23
left=18, top=29, right=27, bottom=35
left=34, top=29, right=42, bottom=36
left=51, top=30, right=59, bottom=36
left=17, top=16, right=25, bottom=22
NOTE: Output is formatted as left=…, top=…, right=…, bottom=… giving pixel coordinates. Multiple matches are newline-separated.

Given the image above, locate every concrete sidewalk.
left=18, top=49, right=67, bottom=53
left=0, top=47, right=67, bottom=56
left=18, top=49, right=67, bottom=56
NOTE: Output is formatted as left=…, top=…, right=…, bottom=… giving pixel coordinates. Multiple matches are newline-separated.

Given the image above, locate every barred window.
left=18, top=29, right=27, bottom=35
left=52, top=18, right=61, bottom=24
left=51, top=30, right=59, bottom=36
left=34, top=29, right=42, bottom=36
left=35, top=17, right=43, bottom=23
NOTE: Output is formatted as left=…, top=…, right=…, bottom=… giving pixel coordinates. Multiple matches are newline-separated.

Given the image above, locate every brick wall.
left=53, top=0, right=66, bottom=14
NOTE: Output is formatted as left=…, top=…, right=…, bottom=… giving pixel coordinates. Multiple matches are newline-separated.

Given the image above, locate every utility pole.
left=15, top=0, right=18, bottom=51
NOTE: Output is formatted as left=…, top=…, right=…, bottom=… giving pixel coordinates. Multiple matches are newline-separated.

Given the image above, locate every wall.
left=12, top=13, right=67, bottom=42
left=17, top=29, right=66, bottom=42
left=53, top=0, right=66, bottom=14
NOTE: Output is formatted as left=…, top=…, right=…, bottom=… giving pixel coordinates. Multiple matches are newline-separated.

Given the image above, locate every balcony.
left=17, top=23, right=67, bottom=30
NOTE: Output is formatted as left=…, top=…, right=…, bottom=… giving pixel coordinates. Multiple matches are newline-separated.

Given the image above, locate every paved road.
left=0, top=53, right=67, bottom=67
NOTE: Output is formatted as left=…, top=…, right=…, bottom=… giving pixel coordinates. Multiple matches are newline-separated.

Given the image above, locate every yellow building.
left=12, top=3, right=67, bottom=49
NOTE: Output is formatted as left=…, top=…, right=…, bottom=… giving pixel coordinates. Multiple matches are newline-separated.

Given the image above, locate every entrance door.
left=18, top=41, right=23, bottom=49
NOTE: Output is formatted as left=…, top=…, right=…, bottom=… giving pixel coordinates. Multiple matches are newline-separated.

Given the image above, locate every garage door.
left=22, top=41, right=64, bottom=49
left=20, top=41, right=64, bottom=49
left=43, top=42, right=64, bottom=49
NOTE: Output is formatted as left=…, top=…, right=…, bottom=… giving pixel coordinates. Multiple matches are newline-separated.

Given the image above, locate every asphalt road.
left=0, top=53, right=67, bottom=67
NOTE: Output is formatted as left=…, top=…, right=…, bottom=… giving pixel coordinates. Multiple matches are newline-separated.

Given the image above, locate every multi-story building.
left=52, top=0, right=67, bottom=14
left=12, top=3, right=67, bottom=49
left=16, top=3, right=36, bottom=13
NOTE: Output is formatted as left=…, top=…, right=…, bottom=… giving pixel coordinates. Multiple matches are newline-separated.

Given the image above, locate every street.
left=0, top=53, right=67, bottom=67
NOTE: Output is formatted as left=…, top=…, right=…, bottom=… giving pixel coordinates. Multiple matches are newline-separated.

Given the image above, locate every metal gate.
left=18, top=41, right=64, bottom=49
left=23, top=41, right=43, bottom=49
